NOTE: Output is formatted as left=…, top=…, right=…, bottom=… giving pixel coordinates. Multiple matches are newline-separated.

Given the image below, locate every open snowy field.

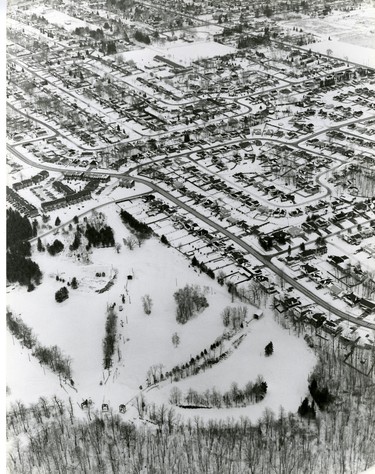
left=117, top=41, right=236, bottom=68
left=7, top=204, right=316, bottom=422
left=282, top=7, right=375, bottom=49
left=147, top=312, right=316, bottom=422
left=306, top=40, right=375, bottom=68
left=28, top=6, right=97, bottom=32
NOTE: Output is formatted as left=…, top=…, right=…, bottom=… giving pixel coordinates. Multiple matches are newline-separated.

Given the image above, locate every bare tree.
left=142, top=295, right=153, bottom=315
left=172, top=332, right=180, bottom=348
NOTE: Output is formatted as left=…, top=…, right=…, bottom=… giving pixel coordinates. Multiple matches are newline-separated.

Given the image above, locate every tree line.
left=7, top=311, right=72, bottom=381
left=103, top=306, right=118, bottom=370
left=119, top=209, right=152, bottom=241
left=169, top=376, right=268, bottom=409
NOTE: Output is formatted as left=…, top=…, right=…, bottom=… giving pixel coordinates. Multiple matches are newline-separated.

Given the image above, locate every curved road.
left=129, top=174, right=375, bottom=330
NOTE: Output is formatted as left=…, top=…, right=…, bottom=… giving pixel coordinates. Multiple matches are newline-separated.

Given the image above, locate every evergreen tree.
left=161, top=235, right=169, bottom=246
left=265, top=341, right=274, bottom=356
left=47, top=239, right=64, bottom=256
left=37, top=238, right=44, bottom=252
left=55, top=287, right=69, bottom=303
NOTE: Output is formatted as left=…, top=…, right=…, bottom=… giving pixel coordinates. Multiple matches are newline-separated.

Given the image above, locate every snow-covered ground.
left=147, top=311, right=316, bottom=423
left=6, top=204, right=316, bottom=422
left=306, top=40, right=375, bottom=68
left=282, top=7, right=375, bottom=49
left=116, top=41, right=236, bottom=68
left=29, top=6, right=97, bottom=32
left=281, top=7, right=375, bottom=67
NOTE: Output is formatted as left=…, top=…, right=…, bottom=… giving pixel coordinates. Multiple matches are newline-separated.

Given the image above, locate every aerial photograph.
left=5, top=0, right=375, bottom=472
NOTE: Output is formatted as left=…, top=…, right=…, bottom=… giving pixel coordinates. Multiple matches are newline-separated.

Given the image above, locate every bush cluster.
left=47, top=239, right=64, bottom=256
left=55, top=287, right=69, bottom=303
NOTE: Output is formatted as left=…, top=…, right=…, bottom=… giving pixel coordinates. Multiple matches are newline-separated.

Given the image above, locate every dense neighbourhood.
left=6, top=0, right=375, bottom=472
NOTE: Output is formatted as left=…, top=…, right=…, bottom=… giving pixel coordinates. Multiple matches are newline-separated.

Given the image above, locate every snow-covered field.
left=148, top=312, right=316, bottom=422
left=306, top=40, right=375, bottom=68
left=282, top=7, right=375, bottom=49
left=6, top=204, right=316, bottom=422
left=29, top=6, right=96, bottom=32
left=117, top=41, right=236, bottom=68
left=281, top=7, right=375, bottom=67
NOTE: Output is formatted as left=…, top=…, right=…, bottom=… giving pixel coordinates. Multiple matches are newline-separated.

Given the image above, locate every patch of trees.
left=73, top=26, right=104, bottom=40
left=7, top=253, right=42, bottom=289
left=170, top=376, right=267, bottom=408
left=7, top=311, right=72, bottom=380
left=222, top=306, right=248, bottom=330
left=309, top=378, right=334, bottom=410
left=237, top=35, right=270, bottom=49
left=103, top=307, right=117, bottom=370
left=55, top=287, right=69, bottom=303
left=134, top=30, right=150, bottom=44
left=174, top=285, right=209, bottom=324
left=101, top=40, right=117, bottom=55
left=298, top=397, right=316, bottom=419
left=6, top=209, right=42, bottom=288
left=7, top=208, right=33, bottom=244
left=222, top=25, right=243, bottom=36
left=191, top=256, right=215, bottom=279
left=47, top=239, right=64, bottom=256
left=120, top=209, right=152, bottom=241
left=33, top=345, right=72, bottom=380
left=69, top=231, right=81, bottom=251
left=85, top=223, right=115, bottom=248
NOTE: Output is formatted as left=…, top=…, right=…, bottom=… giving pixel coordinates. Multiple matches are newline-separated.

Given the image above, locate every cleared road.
left=7, top=131, right=375, bottom=331
left=130, top=174, right=375, bottom=331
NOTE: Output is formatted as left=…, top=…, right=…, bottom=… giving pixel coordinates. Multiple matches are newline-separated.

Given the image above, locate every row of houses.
left=41, top=189, right=92, bottom=212
left=6, top=186, right=39, bottom=218
left=12, top=170, right=49, bottom=191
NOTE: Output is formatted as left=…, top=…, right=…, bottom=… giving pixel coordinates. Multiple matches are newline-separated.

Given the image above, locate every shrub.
left=47, top=239, right=64, bottom=256
left=55, top=287, right=69, bottom=303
